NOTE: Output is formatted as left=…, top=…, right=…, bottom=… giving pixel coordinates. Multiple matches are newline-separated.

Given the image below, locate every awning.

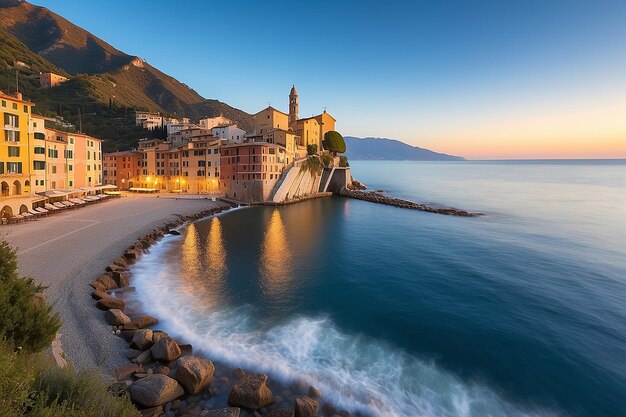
left=99, top=184, right=117, bottom=190
left=129, top=187, right=158, bottom=192
left=36, top=190, right=71, bottom=197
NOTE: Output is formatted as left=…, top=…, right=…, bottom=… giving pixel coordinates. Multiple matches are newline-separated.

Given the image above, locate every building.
left=168, top=127, right=213, bottom=148
left=103, top=150, right=143, bottom=189
left=39, top=72, right=68, bottom=88
left=254, top=107, right=289, bottom=135
left=1, top=91, right=33, bottom=217
left=199, top=116, right=233, bottom=130
left=220, top=142, right=289, bottom=202
left=135, top=111, right=163, bottom=129
left=211, top=124, right=247, bottom=144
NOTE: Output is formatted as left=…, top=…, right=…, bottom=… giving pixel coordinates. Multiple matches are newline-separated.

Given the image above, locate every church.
left=252, top=85, right=336, bottom=155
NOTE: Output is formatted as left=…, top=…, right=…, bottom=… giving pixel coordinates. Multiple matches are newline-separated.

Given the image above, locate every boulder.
left=174, top=355, right=215, bottom=394
left=179, top=344, right=193, bottom=356
left=133, top=315, right=159, bottom=329
left=131, top=329, right=154, bottom=350
left=168, top=230, right=180, bottom=235
left=129, top=374, right=184, bottom=407
left=114, top=363, right=143, bottom=381
left=90, top=280, right=106, bottom=291
left=95, top=274, right=118, bottom=290
left=227, top=373, right=274, bottom=410
left=294, top=396, right=318, bottom=417
left=114, top=257, right=128, bottom=267
left=307, top=386, right=321, bottom=399
left=105, top=309, right=132, bottom=326
left=124, top=250, right=138, bottom=261
left=199, top=408, right=241, bottom=417
left=126, top=349, right=143, bottom=360
left=151, top=337, right=181, bottom=362
left=267, top=410, right=294, bottom=417
left=140, top=406, right=163, bottom=417
left=152, top=330, right=169, bottom=343
left=111, top=271, right=130, bottom=287
left=91, top=289, right=107, bottom=300
left=136, top=349, right=154, bottom=365
left=96, top=295, right=125, bottom=311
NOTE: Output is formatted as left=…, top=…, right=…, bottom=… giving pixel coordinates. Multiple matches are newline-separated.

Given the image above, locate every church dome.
left=290, top=84, right=298, bottom=96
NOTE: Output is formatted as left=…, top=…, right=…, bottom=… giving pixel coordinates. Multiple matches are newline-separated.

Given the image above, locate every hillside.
left=344, top=136, right=465, bottom=161
left=0, top=0, right=253, bottom=151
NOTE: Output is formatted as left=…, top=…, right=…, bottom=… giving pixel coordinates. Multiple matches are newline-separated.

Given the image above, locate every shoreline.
left=89, top=204, right=351, bottom=417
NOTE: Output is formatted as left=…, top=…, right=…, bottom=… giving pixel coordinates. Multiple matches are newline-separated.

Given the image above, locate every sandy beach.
left=2, top=195, right=226, bottom=373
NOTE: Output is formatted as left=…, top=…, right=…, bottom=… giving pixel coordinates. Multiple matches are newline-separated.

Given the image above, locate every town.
left=1, top=83, right=351, bottom=223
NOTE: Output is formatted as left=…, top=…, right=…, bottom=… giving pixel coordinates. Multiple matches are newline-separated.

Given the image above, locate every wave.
left=129, top=233, right=556, bottom=417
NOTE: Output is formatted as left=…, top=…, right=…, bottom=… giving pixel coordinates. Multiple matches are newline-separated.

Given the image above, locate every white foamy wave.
left=129, top=235, right=556, bottom=417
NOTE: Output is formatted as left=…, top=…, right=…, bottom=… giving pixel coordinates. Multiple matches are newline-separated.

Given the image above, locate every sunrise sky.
left=34, top=0, right=626, bottom=159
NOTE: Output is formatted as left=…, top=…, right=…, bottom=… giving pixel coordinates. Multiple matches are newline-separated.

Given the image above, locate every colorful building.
left=39, top=72, right=68, bottom=88
left=103, top=150, right=143, bottom=189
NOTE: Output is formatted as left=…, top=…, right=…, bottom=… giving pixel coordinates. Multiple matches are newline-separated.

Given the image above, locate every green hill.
left=0, top=0, right=253, bottom=151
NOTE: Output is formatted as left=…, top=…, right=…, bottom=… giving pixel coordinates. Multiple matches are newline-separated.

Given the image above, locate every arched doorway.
left=24, top=180, right=30, bottom=193
left=12, top=180, right=21, bottom=196
left=1, top=181, right=8, bottom=197
left=1, top=205, right=13, bottom=219
left=19, top=204, right=28, bottom=214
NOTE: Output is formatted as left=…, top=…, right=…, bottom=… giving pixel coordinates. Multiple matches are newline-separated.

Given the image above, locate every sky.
left=33, top=0, right=626, bottom=159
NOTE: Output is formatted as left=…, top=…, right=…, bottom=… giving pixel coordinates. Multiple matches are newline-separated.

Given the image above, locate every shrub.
left=306, top=144, right=318, bottom=155
left=339, top=155, right=350, bottom=167
left=0, top=240, right=60, bottom=352
left=320, top=153, right=333, bottom=167
left=322, top=131, right=346, bottom=154
left=0, top=341, right=141, bottom=417
left=300, top=156, right=323, bottom=175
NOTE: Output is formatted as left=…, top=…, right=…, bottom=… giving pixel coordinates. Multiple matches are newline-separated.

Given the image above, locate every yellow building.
left=287, top=85, right=336, bottom=152
left=313, top=111, right=336, bottom=148
left=254, top=107, right=289, bottom=135
left=293, top=117, right=320, bottom=148
left=1, top=91, right=33, bottom=218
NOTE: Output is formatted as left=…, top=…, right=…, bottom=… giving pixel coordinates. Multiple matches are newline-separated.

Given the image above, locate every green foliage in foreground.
left=0, top=241, right=60, bottom=352
left=300, top=156, right=324, bottom=176
left=339, top=155, right=350, bottom=167
left=323, top=130, right=346, bottom=154
left=321, top=153, right=333, bottom=167
left=307, top=144, right=318, bottom=155
left=0, top=341, right=141, bottom=417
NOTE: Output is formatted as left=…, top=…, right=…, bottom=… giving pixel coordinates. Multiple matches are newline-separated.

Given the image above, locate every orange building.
left=39, top=72, right=68, bottom=88
left=103, top=151, right=143, bottom=189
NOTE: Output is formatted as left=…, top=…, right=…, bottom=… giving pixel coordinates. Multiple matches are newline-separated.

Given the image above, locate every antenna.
left=323, top=106, right=327, bottom=113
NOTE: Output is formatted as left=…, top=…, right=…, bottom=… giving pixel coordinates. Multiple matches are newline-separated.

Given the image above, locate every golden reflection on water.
left=259, top=209, right=294, bottom=296
left=181, top=223, right=201, bottom=280
left=204, top=217, right=227, bottom=302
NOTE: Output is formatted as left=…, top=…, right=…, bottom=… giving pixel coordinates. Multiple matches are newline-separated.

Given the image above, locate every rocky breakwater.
left=339, top=187, right=482, bottom=217
left=89, top=203, right=343, bottom=417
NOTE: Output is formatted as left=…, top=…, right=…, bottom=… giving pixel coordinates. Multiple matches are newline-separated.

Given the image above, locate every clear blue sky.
left=34, top=1, right=626, bottom=158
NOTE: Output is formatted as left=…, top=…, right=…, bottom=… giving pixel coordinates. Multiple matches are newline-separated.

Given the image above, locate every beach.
left=3, top=195, right=226, bottom=373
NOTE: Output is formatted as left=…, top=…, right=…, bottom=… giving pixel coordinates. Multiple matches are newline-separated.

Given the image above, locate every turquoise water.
left=131, top=160, right=626, bottom=417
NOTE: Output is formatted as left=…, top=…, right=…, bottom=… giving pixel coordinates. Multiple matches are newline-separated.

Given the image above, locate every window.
left=7, top=162, right=22, bottom=174
left=1, top=100, right=5, bottom=107
left=68, top=165, right=73, bottom=172
left=64, top=149, right=73, bottom=159
left=69, top=181, right=73, bottom=186
left=69, top=138, right=74, bottom=144
left=33, top=161, right=45, bottom=170
left=0, top=162, right=3, bottom=174
left=34, top=132, right=45, bottom=140
left=5, top=130, right=19, bottom=142
left=48, top=149, right=58, bottom=158
left=23, top=105, right=28, bottom=112
left=12, top=103, right=17, bottom=110
left=51, top=166, right=57, bottom=174
left=8, top=146, right=19, bottom=157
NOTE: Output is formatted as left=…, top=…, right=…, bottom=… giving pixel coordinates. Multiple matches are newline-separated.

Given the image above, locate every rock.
left=133, top=315, right=159, bottom=328
left=91, top=289, right=107, bottom=300
left=307, top=386, right=321, bottom=399
left=233, top=368, right=245, bottom=379
left=168, top=230, right=180, bottom=235
left=136, top=349, right=154, bottom=365
left=114, top=257, right=128, bottom=267
left=111, top=271, right=129, bottom=287
left=131, top=329, right=154, bottom=350
left=130, top=374, right=184, bottom=407
left=174, top=355, right=215, bottom=395
left=126, top=349, right=143, bottom=360
left=114, top=363, right=143, bottom=381
left=140, top=406, right=163, bottom=417
left=179, top=344, right=193, bottom=356
left=227, top=373, right=274, bottom=410
left=152, top=330, right=169, bottom=343
left=267, top=410, right=294, bottom=417
left=90, top=280, right=106, bottom=291
left=124, top=250, right=138, bottom=261
left=96, top=295, right=125, bottom=311
left=95, top=274, right=118, bottom=290
left=105, top=309, right=132, bottom=326
left=199, top=408, right=241, bottom=417
left=294, top=396, right=318, bottom=417
left=151, top=337, right=181, bottom=362
left=121, top=329, right=137, bottom=342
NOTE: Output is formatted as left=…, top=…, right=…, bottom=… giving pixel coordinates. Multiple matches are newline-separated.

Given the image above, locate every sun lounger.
left=60, top=201, right=77, bottom=209
left=35, top=207, right=49, bottom=215
left=29, top=209, right=42, bottom=217
left=70, top=198, right=86, bottom=205
left=21, top=212, right=33, bottom=219
left=45, top=203, right=60, bottom=211
left=10, top=215, right=25, bottom=224
left=53, top=202, right=66, bottom=209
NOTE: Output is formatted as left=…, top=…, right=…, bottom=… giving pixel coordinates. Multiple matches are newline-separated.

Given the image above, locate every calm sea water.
left=131, top=160, right=626, bottom=417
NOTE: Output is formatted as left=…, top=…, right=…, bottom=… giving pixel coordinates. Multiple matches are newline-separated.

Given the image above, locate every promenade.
left=2, top=196, right=225, bottom=372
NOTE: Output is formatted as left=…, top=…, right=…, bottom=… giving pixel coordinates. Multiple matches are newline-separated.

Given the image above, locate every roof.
left=0, top=91, right=34, bottom=105
left=290, top=84, right=298, bottom=96
left=104, top=150, right=142, bottom=157
left=254, top=106, right=289, bottom=117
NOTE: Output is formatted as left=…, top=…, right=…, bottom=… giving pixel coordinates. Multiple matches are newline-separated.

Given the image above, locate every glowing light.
left=259, top=209, right=293, bottom=297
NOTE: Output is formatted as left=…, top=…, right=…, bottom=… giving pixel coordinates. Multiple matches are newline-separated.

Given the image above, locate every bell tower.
left=289, top=84, right=298, bottom=126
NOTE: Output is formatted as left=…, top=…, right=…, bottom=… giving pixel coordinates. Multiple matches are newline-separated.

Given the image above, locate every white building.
left=211, top=124, right=247, bottom=144
left=135, top=111, right=163, bottom=129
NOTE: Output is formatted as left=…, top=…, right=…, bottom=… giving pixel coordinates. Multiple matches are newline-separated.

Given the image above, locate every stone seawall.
left=339, top=187, right=482, bottom=217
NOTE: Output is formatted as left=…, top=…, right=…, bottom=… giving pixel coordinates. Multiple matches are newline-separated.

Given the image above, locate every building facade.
left=39, top=72, right=68, bottom=88
left=103, top=151, right=143, bottom=189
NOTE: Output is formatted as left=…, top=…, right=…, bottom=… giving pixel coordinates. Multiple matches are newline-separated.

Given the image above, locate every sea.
left=129, top=160, right=626, bottom=417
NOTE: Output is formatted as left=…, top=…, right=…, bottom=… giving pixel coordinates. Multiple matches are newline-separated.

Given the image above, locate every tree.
left=306, top=144, right=318, bottom=155
left=322, top=131, right=346, bottom=154
left=0, top=240, right=60, bottom=352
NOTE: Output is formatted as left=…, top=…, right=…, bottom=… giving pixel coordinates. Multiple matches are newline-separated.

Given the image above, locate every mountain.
left=0, top=0, right=253, bottom=151
left=344, top=136, right=465, bottom=161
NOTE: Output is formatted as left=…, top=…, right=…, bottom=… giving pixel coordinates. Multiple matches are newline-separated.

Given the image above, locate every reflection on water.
left=259, top=209, right=294, bottom=297
left=181, top=223, right=201, bottom=282
left=204, top=217, right=227, bottom=303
